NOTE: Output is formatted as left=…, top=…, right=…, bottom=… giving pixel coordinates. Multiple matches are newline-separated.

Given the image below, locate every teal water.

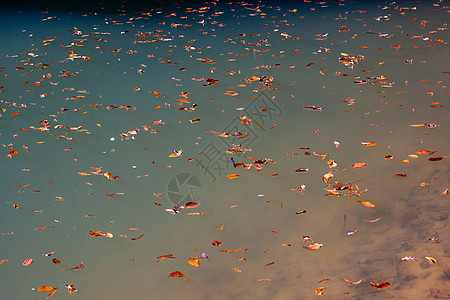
left=0, top=1, right=449, bottom=299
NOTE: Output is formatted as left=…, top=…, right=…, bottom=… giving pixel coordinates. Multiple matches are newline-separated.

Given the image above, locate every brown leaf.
left=429, top=157, right=443, bottom=161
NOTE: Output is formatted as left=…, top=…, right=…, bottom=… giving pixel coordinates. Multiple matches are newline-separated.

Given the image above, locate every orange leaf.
left=188, top=258, right=199, bottom=267
left=370, top=281, right=392, bottom=289
left=303, top=243, right=323, bottom=250
left=357, top=201, right=376, bottom=208
left=362, top=217, right=381, bottom=223
left=23, top=258, right=33, bottom=266
left=89, top=230, right=105, bottom=237
left=416, top=150, right=432, bottom=154
left=184, top=201, right=201, bottom=208
left=37, top=286, right=55, bottom=292
left=395, top=174, right=407, bottom=177
left=77, top=172, right=91, bottom=176
left=212, top=240, right=222, bottom=246
left=168, top=271, right=187, bottom=281
left=223, top=92, right=239, bottom=96
left=315, top=287, right=326, bottom=295
left=352, top=162, right=368, bottom=169
left=362, top=141, right=377, bottom=146
left=47, top=288, right=57, bottom=299
left=11, top=111, right=20, bottom=116
left=227, top=174, right=240, bottom=179
left=9, top=148, right=19, bottom=156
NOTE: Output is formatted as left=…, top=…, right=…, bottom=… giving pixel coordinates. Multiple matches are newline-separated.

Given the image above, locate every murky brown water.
left=0, top=1, right=448, bottom=299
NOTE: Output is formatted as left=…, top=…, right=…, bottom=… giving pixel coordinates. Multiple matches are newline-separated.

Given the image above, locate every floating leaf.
left=425, top=256, right=437, bottom=264
left=212, top=240, right=222, bottom=247
left=341, top=278, right=362, bottom=285
left=52, top=258, right=61, bottom=264
left=304, top=243, right=323, bottom=250
left=168, top=271, right=187, bottom=282
left=370, top=282, right=392, bottom=289
left=352, top=162, right=368, bottom=169
left=184, top=201, right=201, bottom=208
left=416, top=150, right=432, bottom=154
left=357, top=201, right=376, bottom=208
left=37, top=286, right=55, bottom=292
left=429, top=157, right=443, bottom=161
left=315, top=287, right=326, bottom=295
left=327, top=159, right=337, bottom=168
left=227, top=174, right=240, bottom=179
left=23, top=258, right=33, bottom=266
left=60, top=261, right=85, bottom=271
left=188, top=258, right=200, bottom=267
left=89, top=230, right=105, bottom=237
left=77, top=172, right=91, bottom=176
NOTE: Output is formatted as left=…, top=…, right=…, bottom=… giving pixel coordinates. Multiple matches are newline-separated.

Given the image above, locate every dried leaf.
left=425, top=256, right=437, bottom=264
left=304, top=243, right=323, bottom=250
left=370, top=281, right=392, bottom=289
left=23, top=258, right=33, bottom=266
left=184, top=201, right=201, bottom=208
left=77, top=172, right=91, bottom=176
left=60, top=261, right=85, bottom=271
left=89, top=230, right=105, bottom=237
left=315, top=287, right=326, bottom=295
left=212, top=240, right=222, bottom=247
left=188, top=258, right=200, bottom=267
left=227, top=174, right=240, bottom=179
left=37, top=286, right=55, bottom=292
left=341, top=278, right=362, bottom=285
left=168, top=271, right=187, bottom=282
left=361, top=141, right=377, bottom=146
left=357, top=201, right=376, bottom=208
left=352, top=162, right=368, bottom=169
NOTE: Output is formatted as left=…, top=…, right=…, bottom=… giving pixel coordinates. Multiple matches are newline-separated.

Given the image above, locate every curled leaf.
left=168, top=271, right=187, bottom=282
